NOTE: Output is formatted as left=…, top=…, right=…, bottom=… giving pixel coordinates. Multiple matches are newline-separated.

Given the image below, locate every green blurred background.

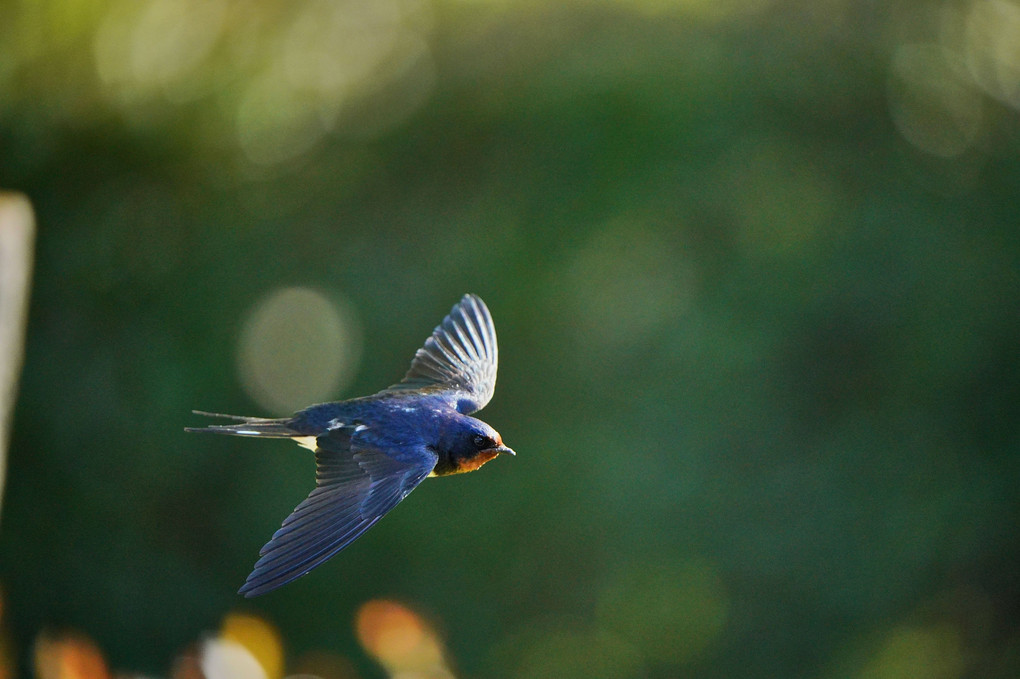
left=1, top=0, right=1018, bottom=677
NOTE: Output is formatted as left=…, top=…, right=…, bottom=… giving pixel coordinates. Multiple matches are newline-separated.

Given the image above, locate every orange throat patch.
left=454, top=449, right=501, bottom=474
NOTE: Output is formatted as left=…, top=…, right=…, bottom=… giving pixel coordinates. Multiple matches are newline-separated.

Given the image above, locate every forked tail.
left=185, top=410, right=298, bottom=437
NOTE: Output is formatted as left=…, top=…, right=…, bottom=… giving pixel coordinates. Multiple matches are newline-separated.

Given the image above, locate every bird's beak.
left=492, top=445, right=516, bottom=456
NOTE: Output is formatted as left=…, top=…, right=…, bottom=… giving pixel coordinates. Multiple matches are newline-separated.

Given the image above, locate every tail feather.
left=191, top=410, right=274, bottom=421
left=186, top=411, right=298, bottom=437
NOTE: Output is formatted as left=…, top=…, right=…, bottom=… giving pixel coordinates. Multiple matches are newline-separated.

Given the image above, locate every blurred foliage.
left=1, top=0, right=1019, bottom=677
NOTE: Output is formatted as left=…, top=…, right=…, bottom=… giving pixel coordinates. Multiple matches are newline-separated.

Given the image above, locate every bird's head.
left=433, top=416, right=515, bottom=476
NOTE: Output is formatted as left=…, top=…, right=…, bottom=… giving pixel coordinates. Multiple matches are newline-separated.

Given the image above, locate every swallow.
left=187, top=294, right=514, bottom=597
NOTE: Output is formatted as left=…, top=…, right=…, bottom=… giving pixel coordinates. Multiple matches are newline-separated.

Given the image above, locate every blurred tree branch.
left=0, top=192, right=34, bottom=526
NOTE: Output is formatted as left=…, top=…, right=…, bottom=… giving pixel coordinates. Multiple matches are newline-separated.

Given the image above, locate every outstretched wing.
left=239, top=428, right=436, bottom=597
left=385, top=293, right=498, bottom=414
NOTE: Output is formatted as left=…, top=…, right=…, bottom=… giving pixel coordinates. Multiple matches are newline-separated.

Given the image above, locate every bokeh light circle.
left=355, top=600, right=450, bottom=676
left=237, top=287, right=362, bottom=415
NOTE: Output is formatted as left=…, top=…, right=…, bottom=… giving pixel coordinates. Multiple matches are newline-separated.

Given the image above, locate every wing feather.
left=385, top=294, right=498, bottom=414
left=238, top=430, right=436, bottom=597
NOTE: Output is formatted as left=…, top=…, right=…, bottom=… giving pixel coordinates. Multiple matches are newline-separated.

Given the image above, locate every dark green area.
left=1, top=1, right=1018, bottom=677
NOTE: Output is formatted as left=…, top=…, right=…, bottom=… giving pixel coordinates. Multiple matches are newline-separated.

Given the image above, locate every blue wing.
left=239, top=427, right=436, bottom=597
left=385, top=293, right=498, bottom=414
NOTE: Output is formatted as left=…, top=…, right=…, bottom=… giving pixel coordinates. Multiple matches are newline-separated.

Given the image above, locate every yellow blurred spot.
left=857, top=624, right=963, bottom=679
left=596, top=558, right=729, bottom=665
left=33, top=632, right=110, bottom=679
left=355, top=600, right=451, bottom=676
left=237, top=287, right=362, bottom=415
left=235, top=0, right=435, bottom=165
left=94, top=0, right=227, bottom=98
left=962, top=0, right=1020, bottom=110
left=6, top=1, right=107, bottom=62
left=200, top=638, right=268, bottom=679
left=89, top=0, right=435, bottom=163
left=282, top=0, right=410, bottom=96
left=888, top=44, right=984, bottom=157
left=220, top=612, right=285, bottom=679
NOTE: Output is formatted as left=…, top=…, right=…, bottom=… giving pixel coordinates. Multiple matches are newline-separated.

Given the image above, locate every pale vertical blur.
left=0, top=193, right=33, bottom=529
left=237, top=287, right=363, bottom=415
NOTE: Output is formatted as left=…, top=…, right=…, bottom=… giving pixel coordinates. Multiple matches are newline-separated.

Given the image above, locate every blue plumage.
left=187, top=294, right=513, bottom=597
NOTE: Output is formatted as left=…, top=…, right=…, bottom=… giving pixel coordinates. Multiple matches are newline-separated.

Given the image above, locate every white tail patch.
left=293, top=436, right=319, bottom=451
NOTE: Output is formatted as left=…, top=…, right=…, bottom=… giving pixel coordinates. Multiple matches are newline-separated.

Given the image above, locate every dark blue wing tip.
left=238, top=581, right=260, bottom=598
left=238, top=573, right=264, bottom=597
left=238, top=575, right=285, bottom=598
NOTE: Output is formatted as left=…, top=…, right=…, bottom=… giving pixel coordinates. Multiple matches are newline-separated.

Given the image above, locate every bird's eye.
left=473, top=435, right=490, bottom=449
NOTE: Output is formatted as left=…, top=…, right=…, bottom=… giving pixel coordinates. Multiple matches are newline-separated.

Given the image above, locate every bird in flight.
left=187, top=294, right=514, bottom=597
